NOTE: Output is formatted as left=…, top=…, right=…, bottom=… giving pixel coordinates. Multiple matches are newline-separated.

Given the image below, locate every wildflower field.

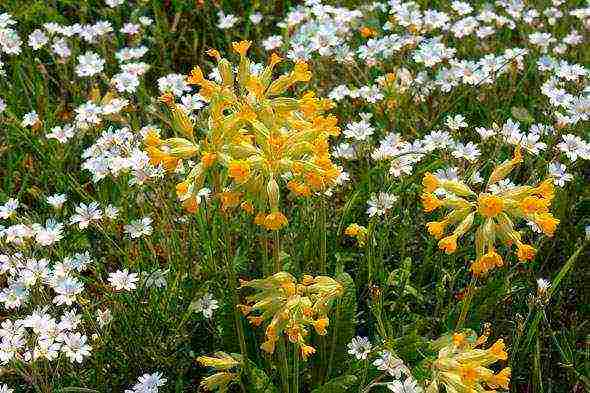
left=0, top=0, right=589, bottom=391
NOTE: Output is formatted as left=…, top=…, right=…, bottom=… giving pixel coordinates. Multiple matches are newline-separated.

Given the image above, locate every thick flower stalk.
left=146, top=41, right=341, bottom=231
left=427, top=330, right=511, bottom=393
left=421, top=147, right=559, bottom=276
left=238, top=272, right=343, bottom=360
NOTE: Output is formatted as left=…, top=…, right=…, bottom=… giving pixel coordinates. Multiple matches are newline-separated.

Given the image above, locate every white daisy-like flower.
left=367, top=192, right=398, bottom=217
left=347, top=336, right=372, bottom=360
left=108, top=269, right=139, bottom=291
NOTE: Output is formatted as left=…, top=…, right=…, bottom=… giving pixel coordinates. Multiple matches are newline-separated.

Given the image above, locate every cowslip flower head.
left=421, top=147, right=559, bottom=277
left=239, top=272, right=343, bottom=360
left=427, top=330, right=511, bottom=393
left=146, top=42, right=341, bottom=228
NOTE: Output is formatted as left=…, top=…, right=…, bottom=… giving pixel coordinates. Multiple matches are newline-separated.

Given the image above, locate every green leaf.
left=311, top=375, right=358, bottom=393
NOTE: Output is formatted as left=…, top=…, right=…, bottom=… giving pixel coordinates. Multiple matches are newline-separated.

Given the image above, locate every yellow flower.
left=228, top=160, right=251, bottom=183
left=459, top=364, right=478, bottom=385
left=313, top=318, right=329, bottom=335
left=438, top=235, right=457, bottom=254
left=471, top=248, right=503, bottom=276
left=426, top=220, right=447, bottom=239
left=535, top=213, right=559, bottom=236
left=489, top=339, right=508, bottom=360
left=478, top=194, right=504, bottom=218
left=359, top=26, right=377, bottom=38
left=516, top=242, right=536, bottom=261
left=301, top=345, right=316, bottom=360
left=263, top=212, right=288, bottom=231
left=240, top=201, right=254, bottom=214
left=428, top=330, right=511, bottom=393
left=240, top=273, right=342, bottom=360
left=232, top=40, right=251, bottom=56
left=293, top=61, right=312, bottom=82
left=488, top=367, right=511, bottom=389
left=201, top=152, right=217, bottom=168
left=422, top=172, right=440, bottom=193
left=144, top=129, right=162, bottom=147
left=421, top=193, right=442, bottom=212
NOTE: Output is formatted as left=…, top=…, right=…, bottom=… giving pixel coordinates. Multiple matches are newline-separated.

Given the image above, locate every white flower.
left=96, top=309, right=113, bottom=328
left=249, top=12, right=263, bottom=24
left=70, top=202, right=102, bottom=229
left=548, top=162, right=572, bottom=187
left=33, top=219, right=64, bottom=246
left=217, top=11, right=239, bottom=29
left=373, top=351, right=407, bottom=378
left=124, top=217, right=153, bottom=238
left=75, top=51, right=105, bottom=77
left=104, top=204, right=119, bottom=220
left=0, top=98, right=5, bottom=114
left=367, top=192, right=397, bottom=217
left=105, top=0, right=125, bottom=7
left=52, top=276, right=84, bottom=306
left=108, top=269, right=139, bottom=291
left=157, top=73, right=190, bottom=96
left=112, top=72, right=140, bottom=93
left=28, top=29, right=48, bottom=50
left=62, top=333, right=91, bottom=363
left=445, top=114, right=467, bottom=130
left=21, top=111, right=39, bottom=127
left=451, top=142, right=480, bottom=161
left=347, top=336, right=372, bottom=360
left=344, top=118, right=375, bottom=141
left=0, top=198, right=18, bottom=219
left=46, top=125, right=75, bottom=143
left=121, top=23, right=140, bottom=35
left=536, top=278, right=551, bottom=297
left=557, top=134, right=585, bottom=161
left=132, top=372, right=167, bottom=392
left=262, top=35, right=283, bottom=51
left=191, top=293, right=219, bottom=318
left=387, top=377, right=422, bottom=393
left=0, top=384, right=14, bottom=393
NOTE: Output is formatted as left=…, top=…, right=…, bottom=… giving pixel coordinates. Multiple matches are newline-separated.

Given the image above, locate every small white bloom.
left=347, top=336, right=372, bottom=360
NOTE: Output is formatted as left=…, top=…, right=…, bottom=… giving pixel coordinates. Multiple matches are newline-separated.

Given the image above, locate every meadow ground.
left=0, top=0, right=589, bottom=392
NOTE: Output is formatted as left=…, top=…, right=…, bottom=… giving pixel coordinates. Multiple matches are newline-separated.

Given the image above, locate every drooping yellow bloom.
left=534, top=212, right=559, bottom=237
left=427, top=330, right=511, bottom=393
left=239, top=272, right=343, bottom=360
left=263, top=212, right=288, bottom=231
left=421, top=193, right=442, bottom=212
left=421, top=147, right=558, bottom=276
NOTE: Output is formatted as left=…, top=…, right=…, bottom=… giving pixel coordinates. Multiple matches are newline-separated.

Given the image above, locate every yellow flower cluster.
left=196, top=352, right=241, bottom=392
left=421, top=147, right=559, bottom=276
left=238, top=272, right=343, bottom=360
left=145, top=41, right=342, bottom=231
left=344, top=223, right=368, bottom=246
left=427, top=330, right=510, bottom=393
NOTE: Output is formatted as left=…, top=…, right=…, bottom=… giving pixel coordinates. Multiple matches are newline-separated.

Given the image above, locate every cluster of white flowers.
left=0, top=249, right=94, bottom=365
left=82, top=126, right=163, bottom=184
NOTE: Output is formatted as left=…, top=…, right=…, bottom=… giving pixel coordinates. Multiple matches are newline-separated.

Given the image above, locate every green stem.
left=277, top=339, right=290, bottom=393
left=456, top=276, right=477, bottom=330
left=292, top=343, right=300, bottom=393
left=319, top=198, right=327, bottom=274
left=222, top=220, right=248, bottom=362
left=273, top=230, right=281, bottom=273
